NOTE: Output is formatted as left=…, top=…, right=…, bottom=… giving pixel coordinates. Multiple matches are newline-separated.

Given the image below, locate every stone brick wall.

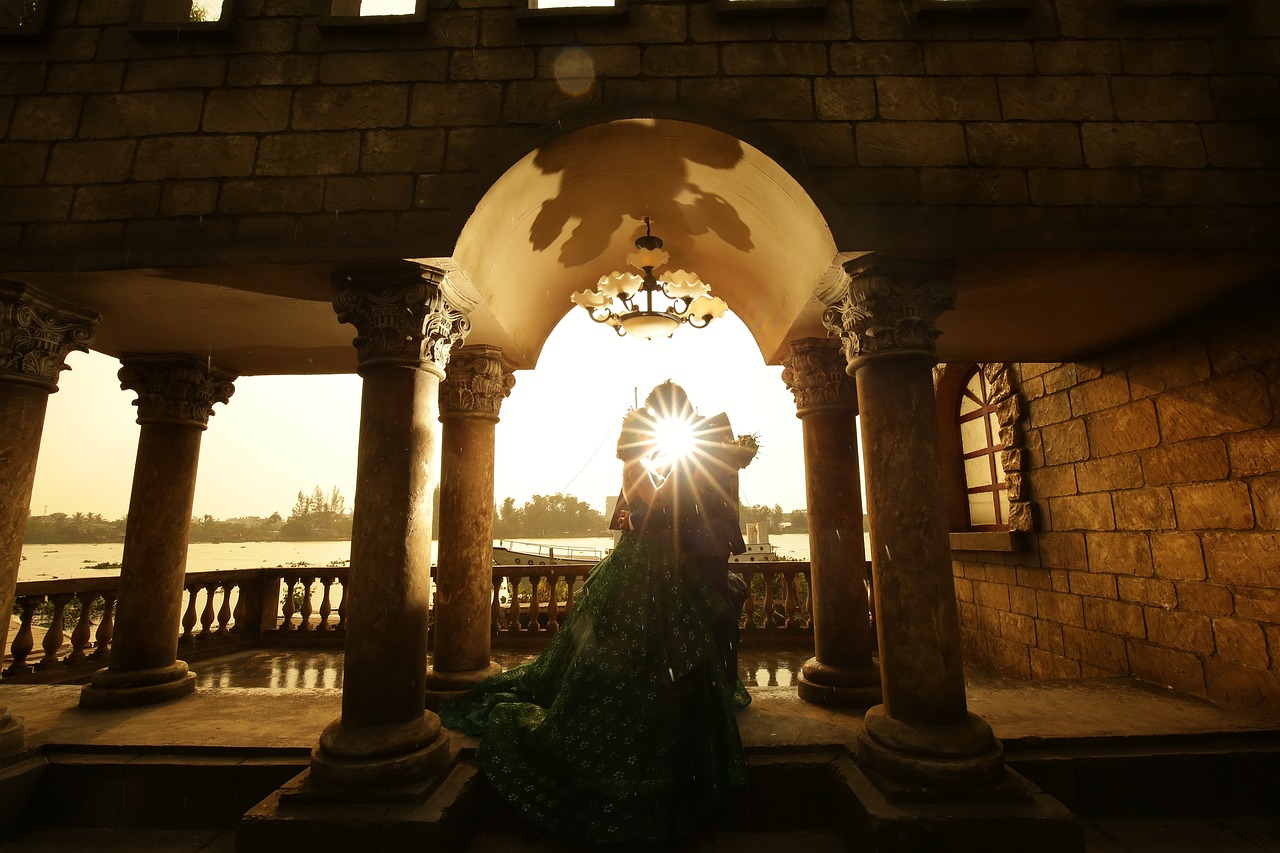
left=2, top=0, right=1279, bottom=271
left=954, top=281, right=1280, bottom=713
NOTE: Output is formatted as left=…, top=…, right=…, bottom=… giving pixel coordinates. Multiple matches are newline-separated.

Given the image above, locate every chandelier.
left=570, top=218, right=729, bottom=340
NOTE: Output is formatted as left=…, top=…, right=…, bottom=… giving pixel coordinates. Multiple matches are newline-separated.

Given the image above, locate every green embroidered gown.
left=437, top=499, right=748, bottom=843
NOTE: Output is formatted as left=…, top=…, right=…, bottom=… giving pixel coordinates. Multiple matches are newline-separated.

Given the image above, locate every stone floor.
left=3, top=647, right=1280, bottom=851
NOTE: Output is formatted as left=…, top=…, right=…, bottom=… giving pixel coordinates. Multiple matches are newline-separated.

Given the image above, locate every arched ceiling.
left=446, top=118, right=837, bottom=370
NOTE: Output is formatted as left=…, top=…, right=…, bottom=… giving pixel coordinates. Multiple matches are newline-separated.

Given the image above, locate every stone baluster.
left=216, top=584, right=233, bottom=636
left=280, top=577, right=297, bottom=630
left=781, top=336, right=881, bottom=706
left=0, top=283, right=97, bottom=753
left=91, top=593, right=116, bottom=660
left=318, top=577, right=334, bottom=632
left=299, top=576, right=315, bottom=631
left=336, top=581, right=347, bottom=632
left=35, top=592, right=72, bottom=669
left=181, top=590, right=199, bottom=643
left=823, top=255, right=1003, bottom=789
left=310, top=262, right=467, bottom=793
left=425, top=345, right=513, bottom=706
left=80, top=354, right=236, bottom=710
left=200, top=583, right=218, bottom=637
left=67, top=591, right=98, bottom=664
left=4, top=595, right=41, bottom=677
left=231, top=587, right=247, bottom=635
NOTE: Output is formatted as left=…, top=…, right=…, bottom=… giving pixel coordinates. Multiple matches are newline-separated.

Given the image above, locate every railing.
left=4, top=560, right=854, bottom=680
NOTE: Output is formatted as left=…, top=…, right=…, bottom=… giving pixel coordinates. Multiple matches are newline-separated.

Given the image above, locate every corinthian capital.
left=440, top=345, right=516, bottom=421
left=332, top=263, right=471, bottom=377
left=0, top=282, right=99, bottom=393
left=781, top=337, right=857, bottom=415
left=119, top=354, right=237, bottom=429
left=822, top=256, right=956, bottom=369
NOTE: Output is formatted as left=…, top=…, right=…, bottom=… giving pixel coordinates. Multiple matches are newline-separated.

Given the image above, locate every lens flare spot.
left=553, top=47, right=596, bottom=97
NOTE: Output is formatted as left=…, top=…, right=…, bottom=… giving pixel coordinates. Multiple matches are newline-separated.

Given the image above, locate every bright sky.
left=28, top=310, right=813, bottom=521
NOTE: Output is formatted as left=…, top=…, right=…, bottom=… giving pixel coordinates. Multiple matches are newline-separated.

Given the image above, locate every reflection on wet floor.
left=193, top=647, right=811, bottom=691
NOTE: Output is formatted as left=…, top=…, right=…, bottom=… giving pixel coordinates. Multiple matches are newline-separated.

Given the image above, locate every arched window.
left=957, top=368, right=1008, bottom=530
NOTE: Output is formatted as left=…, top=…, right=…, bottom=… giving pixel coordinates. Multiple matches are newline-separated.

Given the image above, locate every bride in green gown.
left=438, top=394, right=749, bottom=843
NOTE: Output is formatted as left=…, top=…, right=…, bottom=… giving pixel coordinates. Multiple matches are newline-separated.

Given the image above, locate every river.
left=18, top=533, right=833, bottom=582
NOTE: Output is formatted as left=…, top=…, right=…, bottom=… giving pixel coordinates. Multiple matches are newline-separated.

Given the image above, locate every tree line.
left=25, top=488, right=832, bottom=544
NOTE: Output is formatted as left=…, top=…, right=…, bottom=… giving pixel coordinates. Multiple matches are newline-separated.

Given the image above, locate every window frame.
left=957, top=367, right=1008, bottom=533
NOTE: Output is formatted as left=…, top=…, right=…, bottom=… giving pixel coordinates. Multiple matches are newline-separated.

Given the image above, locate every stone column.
left=0, top=283, right=98, bottom=752
left=80, top=354, right=236, bottom=710
left=822, top=256, right=1003, bottom=789
left=425, top=345, right=515, bottom=707
left=311, top=262, right=469, bottom=792
left=781, top=337, right=881, bottom=707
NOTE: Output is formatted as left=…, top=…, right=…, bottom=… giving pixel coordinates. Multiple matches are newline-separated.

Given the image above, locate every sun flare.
left=650, top=416, right=698, bottom=464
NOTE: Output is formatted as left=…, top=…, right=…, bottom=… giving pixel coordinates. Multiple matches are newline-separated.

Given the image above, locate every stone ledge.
left=950, top=530, right=1019, bottom=552
left=912, top=0, right=1032, bottom=15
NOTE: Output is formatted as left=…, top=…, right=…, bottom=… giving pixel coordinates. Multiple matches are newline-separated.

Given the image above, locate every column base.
left=0, top=710, right=23, bottom=756
left=424, top=662, right=503, bottom=710
left=310, top=713, right=452, bottom=794
left=857, top=704, right=1004, bottom=790
left=797, top=657, right=882, bottom=707
left=79, top=662, right=196, bottom=710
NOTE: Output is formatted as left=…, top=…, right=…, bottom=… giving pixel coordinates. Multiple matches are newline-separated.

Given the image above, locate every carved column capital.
left=440, top=345, right=516, bottom=421
left=118, top=354, right=237, bottom=429
left=822, top=256, right=957, bottom=370
left=332, top=263, right=471, bottom=378
left=0, top=282, right=99, bottom=393
left=781, top=337, right=857, bottom=416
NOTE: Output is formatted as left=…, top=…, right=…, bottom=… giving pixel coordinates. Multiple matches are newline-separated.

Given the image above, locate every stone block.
left=1037, top=589, right=1085, bottom=628
left=999, top=76, right=1113, bottom=122
left=1202, top=122, right=1280, bottom=168
left=1208, top=319, right=1280, bottom=375
left=814, top=78, right=876, bottom=121
left=1030, top=648, right=1082, bottom=679
left=831, top=42, right=923, bottom=75
left=1212, top=76, right=1280, bottom=121
left=918, top=168, right=1029, bottom=205
left=1038, top=532, right=1087, bottom=570
left=1126, top=344, right=1211, bottom=398
left=1016, top=566, right=1056, bottom=592
left=0, top=186, right=73, bottom=222
left=1032, top=464, right=1078, bottom=499
left=688, top=4, right=772, bottom=44
left=134, top=136, right=258, bottom=180
left=1204, top=659, right=1280, bottom=714
left=1127, top=640, right=1206, bottom=698
left=722, top=43, right=827, bottom=76
left=9, top=95, right=82, bottom=141
left=1041, top=419, right=1089, bottom=465
left=81, top=92, right=204, bottom=139
left=923, top=42, right=1035, bottom=76
left=1113, top=487, right=1175, bottom=531
left=0, top=143, right=48, bottom=185
left=1042, top=364, right=1080, bottom=394
left=1252, top=476, right=1280, bottom=530
left=0, top=63, right=48, bottom=96
left=1028, top=390, right=1071, bottom=428
left=954, top=576, right=974, bottom=602
left=1085, top=398, right=1160, bottom=457
left=1117, top=576, right=1177, bottom=609
left=681, top=77, right=815, bottom=121
left=776, top=1, right=852, bottom=41
left=219, top=178, right=325, bottom=214
left=324, top=175, right=414, bottom=212
left=1151, top=532, right=1206, bottom=581
left=504, top=79, right=602, bottom=124
left=974, top=580, right=1011, bottom=610
left=641, top=45, right=719, bottom=77
left=1068, top=570, right=1117, bottom=600
left=23, top=222, right=123, bottom=253
left=449, top=47, right=537, bottom=81
left=602, top=78, right=674, bottom=110
left=1171, top=481, right=1255, bottom=530
left=1010, top=585, right=1038, bottom=616
left=1121, top=40, right=1214, bottom=74
left=762, top=121, right=855, bottom=167
left=1083, top=597, right=1147, bottom=639
left=536, top=45, right=641, bottom=79
left=257, top=132, right=361, bottom=176
left=1111, top=77, right=1215, bottom=121
left=1226, top=431, right=1280, bottom=477
left=855, top=122, right=966, bottom=166
left=1140, top=168, right=1261, bottom=206
left=360, top=129, right=446, bottom=175
left=1082, top=123, right=1206, bottom=168
left=1033, top=40, right=1122, bottom=75
left=1086, top=531, right=1154, bottom=577
left=443, top=127, right=528, bottom=171
left=1140, top=439, right=1229, bottom=486
left=292, top=85, right=409, bottom=131
left=228, top=55, right=319, bottom=87
left=1035, top=619, right=1065, bottom=654
left=1212, top=617, right=1270, bottom=669
left=579, top=4, right=685, bottom=44
left=1075, top=456, right=1142, bottom=494
left=1028, top=169, right=1145, bottom=206
left=1176, top=582, right=1233, bottom=617
left=46, top=62, right=127, bottom=94
left=204, top=89, right=293, bottom=133
left=413, top=173, right=476, bottom=209
left=124, top=57, right=228, bottom=91
left=1062, top=625, right=1129, bottom=672
left=319, top=51, right=450, bottom=85
left=876, top=77, right=999, bottom=121
left=1233, top=585, right=1280, bottom=622
left=1068, top=372, right=1130, bottom=417
left=160, top=181, right=219, bottom=216
left=71, top=183, right=161, bottom=221
left=229, top=18, right=299, bottom=53
left=966, top=122, right=1083, bottom=167
left=1204, top=531, right=1280, bottom=587
left=1145, top=607, right=1213, bottom=655
left=410, top=82, right=502, bottom=126
left=425, top=9, right=481, bottom=48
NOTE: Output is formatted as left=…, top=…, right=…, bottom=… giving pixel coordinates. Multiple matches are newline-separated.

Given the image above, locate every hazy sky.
left=29, top=309, right=815, bottom=521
